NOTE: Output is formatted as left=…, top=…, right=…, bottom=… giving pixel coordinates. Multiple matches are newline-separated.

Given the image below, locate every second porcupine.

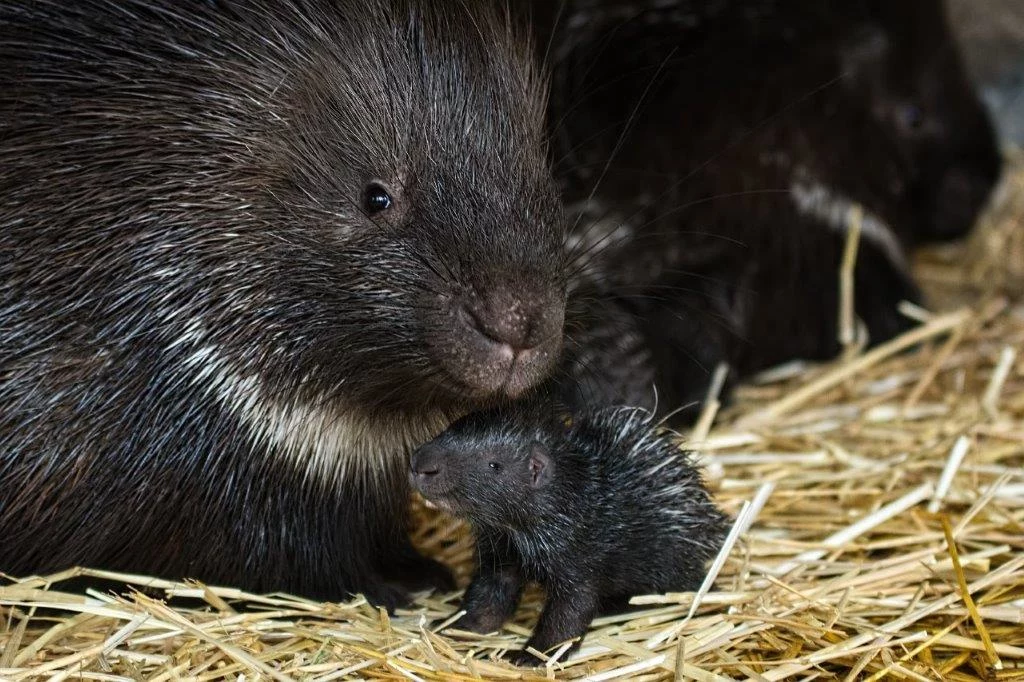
left=410, top=404, right=728, bottom=666
left=531, top=0, right=1002, bottom=417
left=0, top=0, right=566, bottom=608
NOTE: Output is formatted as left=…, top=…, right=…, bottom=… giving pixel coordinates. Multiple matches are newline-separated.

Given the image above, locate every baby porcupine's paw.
left=447, top=561, right=525, bottom=634
left=449, top=607, right=505, bottom=634
left=504, top=648, right=546, bottom=668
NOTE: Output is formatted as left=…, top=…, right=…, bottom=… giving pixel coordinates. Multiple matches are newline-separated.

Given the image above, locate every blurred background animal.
left=529, top=0, right=1002, bottom=418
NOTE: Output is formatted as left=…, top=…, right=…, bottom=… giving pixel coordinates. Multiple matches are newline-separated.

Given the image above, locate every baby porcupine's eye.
left=488, top=461, right=502, bottom=472
left=363, top=182, right=393, bottom=214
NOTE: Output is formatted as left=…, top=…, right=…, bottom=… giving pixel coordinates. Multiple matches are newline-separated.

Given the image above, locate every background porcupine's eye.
left=897, top=104, right=926, bottom=133
left=363, top=183, right=392, bottom=214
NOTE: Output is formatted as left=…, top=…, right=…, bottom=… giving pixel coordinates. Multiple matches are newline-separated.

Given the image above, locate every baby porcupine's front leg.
left=451, top=535, right=525, bottom=634
left=507, top=582, right=601, bottom=667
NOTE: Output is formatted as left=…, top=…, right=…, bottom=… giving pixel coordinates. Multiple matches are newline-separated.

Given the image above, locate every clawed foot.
left=386, top=554, right=456, bottom=594
left=450, top=602, right=520, bottom=630
left=350, top=556, right=453, bottom=613
left=362, top=581, right=414, bottom=614
left=379, top=544, right=456, bottom=596
left=503, top=647, right=546, bottom=668
left=447, top=618, right=552, bottom=667
left=365, top=560, right=455, bottom=613
left=448, top=609, right=501, bottom=634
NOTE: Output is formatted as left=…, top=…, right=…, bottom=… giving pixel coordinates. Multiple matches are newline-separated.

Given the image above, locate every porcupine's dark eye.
left=363, top=183, right=392, bottom=214
left=897, top=104, right=926, bottom=133
left=488, top=461, right=502, bottom=472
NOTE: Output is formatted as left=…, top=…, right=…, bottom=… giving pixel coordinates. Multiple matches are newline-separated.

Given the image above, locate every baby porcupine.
left=410, top=404, right=728, bottom=666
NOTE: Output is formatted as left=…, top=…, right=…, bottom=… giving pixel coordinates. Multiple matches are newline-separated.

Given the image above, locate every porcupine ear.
left=528, top=442, right=553, bottom=488
left=839, top=23, right=890, bottom=89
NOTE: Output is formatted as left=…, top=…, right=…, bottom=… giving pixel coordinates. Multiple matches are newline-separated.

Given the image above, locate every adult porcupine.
left=0, top=0, right=566, bottom=608
left=533, top=0, right=1001, bottom=417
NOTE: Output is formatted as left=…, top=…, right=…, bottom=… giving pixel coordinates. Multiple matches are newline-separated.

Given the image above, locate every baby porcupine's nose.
left=410, top=444, right=445, bottom=490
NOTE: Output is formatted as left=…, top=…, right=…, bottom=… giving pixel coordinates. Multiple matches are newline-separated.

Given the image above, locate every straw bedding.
left=2, top=155, right=1022, bottom=681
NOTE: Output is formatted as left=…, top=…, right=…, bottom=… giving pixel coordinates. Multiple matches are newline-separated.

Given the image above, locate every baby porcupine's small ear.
left=528, top=442, right=553, bottom=488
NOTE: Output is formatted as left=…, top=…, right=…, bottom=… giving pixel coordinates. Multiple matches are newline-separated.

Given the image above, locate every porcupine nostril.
left=461, top=288, right=559, bottom=354
left=440, top=279, right=565, bottom=398
left=410, top=445, right=444, bottom=479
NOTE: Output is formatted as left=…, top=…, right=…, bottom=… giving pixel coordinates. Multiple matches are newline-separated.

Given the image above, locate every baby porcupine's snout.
left=410, top=443, right=449, bottom=497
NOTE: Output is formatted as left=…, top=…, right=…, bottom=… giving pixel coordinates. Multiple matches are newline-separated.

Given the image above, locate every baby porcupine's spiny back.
left=562, top=407, right=728, bottom=554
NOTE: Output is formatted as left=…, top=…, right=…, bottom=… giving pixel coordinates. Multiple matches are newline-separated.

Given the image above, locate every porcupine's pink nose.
left=456, top=283, right=565, bottom=397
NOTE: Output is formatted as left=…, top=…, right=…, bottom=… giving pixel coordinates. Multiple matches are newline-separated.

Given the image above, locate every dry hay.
left=2, top=155, right=1023, bottom=681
